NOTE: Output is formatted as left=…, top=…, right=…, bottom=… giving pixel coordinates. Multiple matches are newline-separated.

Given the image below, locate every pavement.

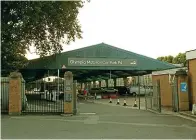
left=1, top=101, right=196, bottom=139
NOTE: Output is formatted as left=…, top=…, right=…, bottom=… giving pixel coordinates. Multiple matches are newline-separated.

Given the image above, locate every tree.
left=157, top=56, right=173, bottom=63
left=166, top=55, right=174, bottom=63
left=157, top=53, right=186, bottom=66
left=173, top=53, right=186, bottom=66
left=1, top=1, right=84, bottom=71
left=157, top=56, right=165, bottom=61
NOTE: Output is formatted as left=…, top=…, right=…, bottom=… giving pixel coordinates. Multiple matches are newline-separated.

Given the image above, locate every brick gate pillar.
left=64, top=71, right=73, bottom=114
left=9, top=72, right=22, bottom=115
left=175, top=70, right=189, bottom=111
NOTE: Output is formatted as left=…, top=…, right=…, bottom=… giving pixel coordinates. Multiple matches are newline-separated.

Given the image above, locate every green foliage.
left=165, top=55, right=174, bottom=63
left=157, top=56, right=165, bottom=61
left=157, top=53, right=186, bottom=66
left=1, top=1, right=84, bottom=71
left=173, top=53, right=186, bottom=66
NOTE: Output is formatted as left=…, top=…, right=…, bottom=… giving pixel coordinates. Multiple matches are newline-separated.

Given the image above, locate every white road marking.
left=79, top=113, right=96, bottom=115
left=40, top=118, right=196, bottom=130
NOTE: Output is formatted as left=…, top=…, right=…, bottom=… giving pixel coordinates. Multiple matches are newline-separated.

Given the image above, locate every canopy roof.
left=21, top=43, right=177, bottom=82
left=25, top=43, right=176, bottom=70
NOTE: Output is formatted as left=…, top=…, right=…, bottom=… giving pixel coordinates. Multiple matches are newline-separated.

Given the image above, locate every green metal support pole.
left=145, top=81, right=147, bottom=110
left=99, top=81, right=101, bottom=88
left=106, top=80, right=108, bottom=88
left=138, top=75, right=141, bottom=110
left=114, top=78, right=117, bottom=88
left=44, top=74, right=46, bottom=93
left=57, top=69, right=60, bottom=100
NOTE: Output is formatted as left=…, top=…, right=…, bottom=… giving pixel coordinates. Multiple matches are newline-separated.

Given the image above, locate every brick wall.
left=152, top=75, right=172, bottom=107
left=189, top=58, right=196, bottom=104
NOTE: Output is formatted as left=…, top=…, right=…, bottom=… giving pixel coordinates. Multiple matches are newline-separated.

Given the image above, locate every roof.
left=152, top=67, right=187, bottom=75
left=186, top=49, right=196, bottom=53
left=25, top=43, right=176, bottom=70
left=21, top=43, right=178, bottom=82
left=172, top=64, right=184, bottom=67
left=186, top=49, right=196, bottom=60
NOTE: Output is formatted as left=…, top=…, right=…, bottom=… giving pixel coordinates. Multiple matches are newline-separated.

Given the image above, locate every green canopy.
left=24, top=43, right=176, bottom=70
left=21, top=43, right=178, bottom=82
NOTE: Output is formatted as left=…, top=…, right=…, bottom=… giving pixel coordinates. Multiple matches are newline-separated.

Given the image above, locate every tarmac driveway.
left=1, top=102, right=196, bottom=139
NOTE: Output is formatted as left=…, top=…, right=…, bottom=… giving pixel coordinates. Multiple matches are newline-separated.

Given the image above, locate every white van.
left=130, top=86, right=153, bottom=96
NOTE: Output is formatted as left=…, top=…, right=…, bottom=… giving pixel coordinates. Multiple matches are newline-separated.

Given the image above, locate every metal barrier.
left=1, top=77, right=9, bottom=113
left=22, top=78, right=64, bottom=114
left=145, top=80, right=161, bottom=113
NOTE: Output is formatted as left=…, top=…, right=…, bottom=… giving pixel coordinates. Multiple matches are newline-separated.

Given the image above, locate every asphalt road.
left=1, top=102, right=196, bottom=139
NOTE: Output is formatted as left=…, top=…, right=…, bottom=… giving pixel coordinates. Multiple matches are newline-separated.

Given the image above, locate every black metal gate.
left=146, top=80, right=161, bottom=113
left=1, top=77, right=9, bottom=114
left=22, top=77, right=64, bottom=114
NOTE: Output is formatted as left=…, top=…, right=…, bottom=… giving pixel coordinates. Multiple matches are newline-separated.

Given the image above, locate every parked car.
left=130, top=86, right=153, bottom=96
left=116, top=86, right=131, bottom=96
left=102, top=87, right=118, bottom=94
left=89, top=88, right=105, bottom=95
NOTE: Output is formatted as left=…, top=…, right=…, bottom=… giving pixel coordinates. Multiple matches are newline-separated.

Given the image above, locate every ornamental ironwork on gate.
left=22, top=77, right=64, bottom=114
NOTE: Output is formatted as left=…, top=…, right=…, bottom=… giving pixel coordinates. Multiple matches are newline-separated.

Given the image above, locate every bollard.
left=123, top=99, right=127, bottom=106
left=133, top=97, right=138, bottom=107
left=116, top=98, right=120, bottom=105
left=109, top=97, right=112, bottom=103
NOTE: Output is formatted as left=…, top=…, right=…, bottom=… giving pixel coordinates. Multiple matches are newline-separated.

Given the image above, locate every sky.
left=26, top=0, right=196, bottom=60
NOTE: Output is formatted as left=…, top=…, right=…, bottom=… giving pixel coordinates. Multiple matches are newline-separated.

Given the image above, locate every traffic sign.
left=180, top=82, right=187, bottom=92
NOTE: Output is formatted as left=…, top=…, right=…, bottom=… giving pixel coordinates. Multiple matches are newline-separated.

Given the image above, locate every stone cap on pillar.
left=64, top=71, right=73, bottom=79
left=9, top=72, right=23, bottom=79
